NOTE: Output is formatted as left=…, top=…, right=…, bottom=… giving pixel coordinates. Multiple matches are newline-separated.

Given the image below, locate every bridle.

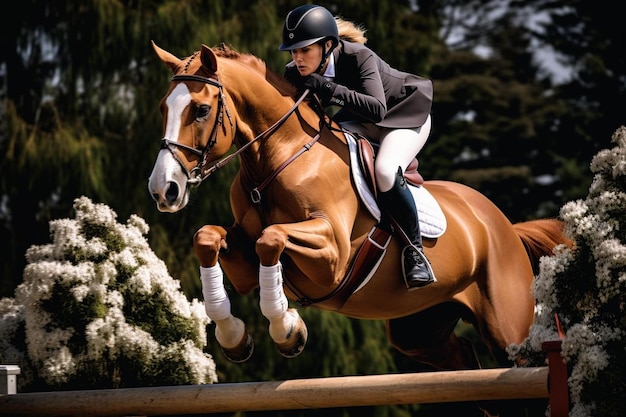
left=159, top=73, right=325, bottom=200
left=159, top=74, right=232, bottom=186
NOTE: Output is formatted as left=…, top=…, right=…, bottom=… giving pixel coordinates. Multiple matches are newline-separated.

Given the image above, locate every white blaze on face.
left=148, top=83, right=194, bottom=210
left=164, top=84, right=192, bottom=141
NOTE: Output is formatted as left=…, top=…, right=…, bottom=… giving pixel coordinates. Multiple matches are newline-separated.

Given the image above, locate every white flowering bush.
left=0, top=196, right=217, bottom=391
left=509, top=126, right=626, bottom=417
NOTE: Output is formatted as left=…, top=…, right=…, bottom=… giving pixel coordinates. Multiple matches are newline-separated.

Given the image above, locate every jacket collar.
left=323, top=51, right=336, bottom=78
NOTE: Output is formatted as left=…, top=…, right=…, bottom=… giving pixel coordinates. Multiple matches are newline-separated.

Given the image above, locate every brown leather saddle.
left=355, top=133, right=424, bottom=199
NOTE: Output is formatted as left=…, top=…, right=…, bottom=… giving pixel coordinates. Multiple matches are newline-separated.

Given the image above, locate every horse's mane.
left=211, top=43, right=297, bottom=98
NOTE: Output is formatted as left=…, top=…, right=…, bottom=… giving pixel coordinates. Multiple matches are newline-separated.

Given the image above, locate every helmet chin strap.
left=315, top=43, right=334, bottom=74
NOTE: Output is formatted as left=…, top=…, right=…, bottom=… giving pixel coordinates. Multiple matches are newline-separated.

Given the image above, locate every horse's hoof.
left=275, top=318, right=308, bottom=358
left=221, top=328, right=254, bottom=363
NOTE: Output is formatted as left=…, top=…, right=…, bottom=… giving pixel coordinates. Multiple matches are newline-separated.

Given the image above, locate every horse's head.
left=148, top=41, right=234, bottom=212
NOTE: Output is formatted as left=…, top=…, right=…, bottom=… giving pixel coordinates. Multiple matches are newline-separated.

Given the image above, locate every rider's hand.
left=304, top=73, right=337, bottom=101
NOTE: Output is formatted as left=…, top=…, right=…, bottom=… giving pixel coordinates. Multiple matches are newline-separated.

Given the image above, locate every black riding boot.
left=378, top=167, right=436, bottom=289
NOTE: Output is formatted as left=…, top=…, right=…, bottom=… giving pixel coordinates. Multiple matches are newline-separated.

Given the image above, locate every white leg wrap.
left=259, top=263, right=288, bottom=319
left=200, top=265, right=231, bottom=321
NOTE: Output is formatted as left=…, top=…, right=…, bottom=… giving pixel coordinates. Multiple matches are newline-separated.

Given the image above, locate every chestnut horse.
left=147, top=42, right=570, bottom=371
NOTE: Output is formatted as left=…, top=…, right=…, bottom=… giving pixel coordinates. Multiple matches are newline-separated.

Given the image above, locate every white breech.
left=343, top=114, right=432, bottom=192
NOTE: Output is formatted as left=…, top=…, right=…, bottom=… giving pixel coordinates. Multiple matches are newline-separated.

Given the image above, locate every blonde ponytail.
left=335, top=17, right=367, bottom=44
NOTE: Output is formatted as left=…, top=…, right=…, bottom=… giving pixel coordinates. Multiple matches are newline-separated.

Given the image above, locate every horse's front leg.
left=194, top=225, right=254, bottom=363
left=257, top=261, right=308, bottom=358
left=256, top=217, right=339, bottom=358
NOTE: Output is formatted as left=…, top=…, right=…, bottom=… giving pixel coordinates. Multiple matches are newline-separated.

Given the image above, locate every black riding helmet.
left=279, top=4, right=339, bottom=73
left=279, top=4, right=339, bottom=50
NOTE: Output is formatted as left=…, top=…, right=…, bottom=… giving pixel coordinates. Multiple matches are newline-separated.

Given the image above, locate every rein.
left=160, top=72, right=317, bottom=192
left=212, top=87, right=322, bottom=206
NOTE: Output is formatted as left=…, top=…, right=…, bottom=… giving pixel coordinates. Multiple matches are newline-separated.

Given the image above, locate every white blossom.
left=0, top=196, right=217, bottom=390
left=41, top=346, right=76, bottom=384
left=508, top=126, right=626, bottom=417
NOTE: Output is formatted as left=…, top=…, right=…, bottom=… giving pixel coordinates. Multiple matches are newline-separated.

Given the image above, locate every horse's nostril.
left=151, top=193, right=160, bottom=202
left=165, top=181, right=179, bottom=204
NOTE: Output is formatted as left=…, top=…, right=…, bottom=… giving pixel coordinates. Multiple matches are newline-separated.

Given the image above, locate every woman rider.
left=279, top=4, right=436, bottom=290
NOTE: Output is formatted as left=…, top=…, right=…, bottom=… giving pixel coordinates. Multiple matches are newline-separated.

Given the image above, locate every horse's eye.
left=196, top=105, right=211, bottom=120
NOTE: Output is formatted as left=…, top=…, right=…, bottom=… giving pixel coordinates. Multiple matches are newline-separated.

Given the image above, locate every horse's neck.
left=219, top=58, right=346, bottom=183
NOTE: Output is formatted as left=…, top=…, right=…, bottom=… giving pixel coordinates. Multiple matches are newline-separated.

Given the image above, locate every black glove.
left=304, top=73, right=337, bottom=101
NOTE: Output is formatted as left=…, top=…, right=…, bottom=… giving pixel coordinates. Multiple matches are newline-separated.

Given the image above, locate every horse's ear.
left=200, top=44, right=218, bottom=73
left=151, top=40, right=181, bottom=73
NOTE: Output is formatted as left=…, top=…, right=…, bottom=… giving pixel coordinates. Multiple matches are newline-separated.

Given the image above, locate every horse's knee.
left=194, top=226, right=226, bottom=266
left=256, top=226, right=288, bottom=266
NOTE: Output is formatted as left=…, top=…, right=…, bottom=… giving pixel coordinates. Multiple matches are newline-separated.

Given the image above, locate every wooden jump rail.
left=1, top=367, right=554, bottom=417
left=0, top=340, right=569, bottom=416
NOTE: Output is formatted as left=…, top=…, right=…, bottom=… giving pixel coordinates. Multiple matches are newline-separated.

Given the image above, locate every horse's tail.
left=513, top=218, right=574, bottom=274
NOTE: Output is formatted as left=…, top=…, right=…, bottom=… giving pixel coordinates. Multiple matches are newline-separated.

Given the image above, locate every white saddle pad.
left=346, top=133, right=447, bottom=238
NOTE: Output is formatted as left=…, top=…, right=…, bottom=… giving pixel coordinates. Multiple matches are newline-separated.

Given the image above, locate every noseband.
left=160, top=74, right=232, bottom=186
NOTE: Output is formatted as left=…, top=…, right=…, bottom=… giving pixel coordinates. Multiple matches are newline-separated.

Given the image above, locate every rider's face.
left=290, top=40, right=332, bottom=76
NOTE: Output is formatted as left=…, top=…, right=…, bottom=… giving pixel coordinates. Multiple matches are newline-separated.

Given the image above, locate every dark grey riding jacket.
left=284, top=40, right=433, bottom=129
